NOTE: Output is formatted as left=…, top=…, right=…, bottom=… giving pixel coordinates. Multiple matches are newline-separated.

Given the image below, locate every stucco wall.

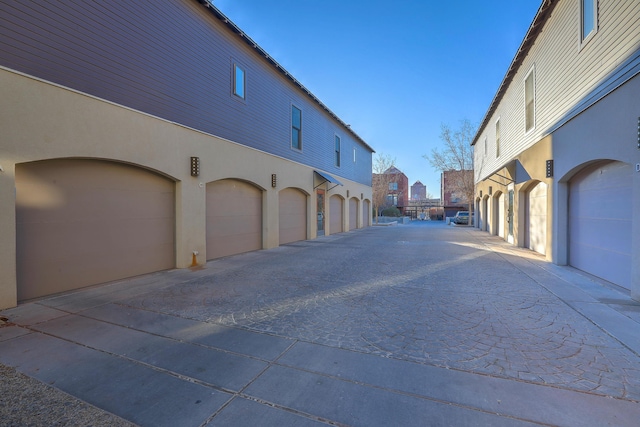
left=0, top=68, right=372, bottom=309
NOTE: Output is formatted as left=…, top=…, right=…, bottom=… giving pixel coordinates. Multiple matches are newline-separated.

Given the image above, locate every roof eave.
left=471, top=0, right=559, bottom=146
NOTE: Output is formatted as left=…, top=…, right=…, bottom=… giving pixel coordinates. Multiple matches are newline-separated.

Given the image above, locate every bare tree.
left=371, top=153, right=396, bottom=224
left=424, top=119, right=477, bottom=224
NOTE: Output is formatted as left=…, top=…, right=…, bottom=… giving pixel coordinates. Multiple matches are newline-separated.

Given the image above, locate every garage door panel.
left=207, top=179, right=262, bottom=260
left=569, top=161, right=631, bottom=289
left=16, top=159, right=175, bottom=301
left=349, top=198, right=358, bottom=231
left=330, top=196, right=343, bottom=234
left=279, top=188, right=306, bottom=245
left=363, top=201, right=370, bottom=227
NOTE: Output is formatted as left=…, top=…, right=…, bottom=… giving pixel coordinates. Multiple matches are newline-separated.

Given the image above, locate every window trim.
left=291, top=104, right=302, bottom=151
left=580, top=0, right=598, bottom=46
left=334, top=134, right=341, bottom=167
left=495, top=117, right=501, bottom=158
left=524, top=66, right=536, bottom=134
left=233, top=63, right=245, bottom=100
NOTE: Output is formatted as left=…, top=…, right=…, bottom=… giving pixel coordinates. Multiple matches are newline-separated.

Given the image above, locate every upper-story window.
left=389, top=182, right=398, bottom=191
left=233, top=64, right=245, bottom=99
left=353, top=147, right=356, bottom=163
left=524, top=67, right=535, bottom=133
left=291, top=105, right=302, bottom=150
left=334, top=135, right=341, bottom=167
left=495, top=119, right=501, bottom=157
left=582, top=0, right=597, bottom=42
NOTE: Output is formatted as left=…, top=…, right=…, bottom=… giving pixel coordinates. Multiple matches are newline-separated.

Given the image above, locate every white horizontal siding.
left=475, top=0, right=640, bottom=182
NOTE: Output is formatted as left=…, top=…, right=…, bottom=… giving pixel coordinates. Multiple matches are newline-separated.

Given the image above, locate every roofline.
left=195, top=0, right=374, bottom=153
left=471, top=0, right=558, bottom=146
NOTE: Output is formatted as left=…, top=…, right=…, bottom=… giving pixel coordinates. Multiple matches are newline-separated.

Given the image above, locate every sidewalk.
left=1, top=221, right=639, bottom=426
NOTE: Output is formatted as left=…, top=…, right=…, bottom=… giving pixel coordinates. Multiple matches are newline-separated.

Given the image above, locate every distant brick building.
left=411, top=181, right=427, bottom=201
left=373, top=166, right=409, bottom=214
left=441, top=170, right=473, bottom=218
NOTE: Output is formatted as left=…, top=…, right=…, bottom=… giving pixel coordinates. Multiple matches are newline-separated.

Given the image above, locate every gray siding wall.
left=474, top=0, right=640, bottom=183
left=0, top=0, right=372, bottom=185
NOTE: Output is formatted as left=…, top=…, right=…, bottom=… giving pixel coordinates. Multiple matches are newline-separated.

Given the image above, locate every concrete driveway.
left=1, top=221, right=640, bottom=426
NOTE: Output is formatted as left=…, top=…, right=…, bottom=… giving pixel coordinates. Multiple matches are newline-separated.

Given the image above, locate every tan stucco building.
left=473, top=0, right=640, bottom=300
left=0, top=1, right=373, bottom=309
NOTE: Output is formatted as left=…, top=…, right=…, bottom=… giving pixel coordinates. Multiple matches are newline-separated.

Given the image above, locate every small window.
left=233, top=64, right=245, bottom=99
left=389, top=182, right=398, bottom=191
left=582, top=0, right=597, bottom=41
left=496, top=119, right=501, bottom=157
left=524, top=68, right=535, bottom=133
left=353, top=147, right=356, bottom=163
left=334, top=135, right=341, bottom=167
left=291, top=105, right=302, bottom=150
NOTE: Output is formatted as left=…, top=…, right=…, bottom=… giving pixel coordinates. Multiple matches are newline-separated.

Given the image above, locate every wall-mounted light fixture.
left=361, top=193, right=363, bottom=200
left=489, top=186, right=492, bottom=195
left=479, top=190, right=482, bottom=198
left=271, top=174, right=277, bottom=188
left=190, top=157, right=200, bottom=177
left=546, top=159, right=554, bottom=178
left=346, top=190, right=350, bottom=198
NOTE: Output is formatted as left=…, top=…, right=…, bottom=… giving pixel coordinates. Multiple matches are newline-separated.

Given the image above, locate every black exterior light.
left=190, top=157, right=200, bottom=177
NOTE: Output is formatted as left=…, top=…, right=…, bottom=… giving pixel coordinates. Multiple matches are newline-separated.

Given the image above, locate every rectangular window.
left=496, top=119, right=501, bottom=157
left=582, top=0, right=597, bottom=41
left=335, top=135, right=341, bottom=167
left=291, top=105, right=302, bottom=150
left=389, top=182, right=398, bottom=191
left=353, top=147, right=356, bottom=163
left=233, top=64, right=245, bottom=99
left=525, top=68, right=535, bottom=133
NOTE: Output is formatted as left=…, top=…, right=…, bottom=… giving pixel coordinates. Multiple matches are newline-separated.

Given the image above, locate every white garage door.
left=495, top=193, right=505, bottom=238
left=279, top=188, right=306, bottom=245
left=207, top=179, right=262, bottom=260
left=569, top=161, right=631, bottom=289
left=363, top=200, right=370, bottom=227
left=330, top=195, right=343, bottom=234
left=349, top=198, right=358, bottom=231
left=16, top=159, right=175, bottom=301
left=526, top=182, right=547, bottom=255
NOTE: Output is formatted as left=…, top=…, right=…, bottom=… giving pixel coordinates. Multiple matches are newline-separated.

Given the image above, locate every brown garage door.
left=329, top=195, right=343, bottom=234
left=349, top=198, right=358, bottom=231
left=363, top=200, right=370, bottom=227
left=207, top=179, right=262, bottom=259
left=279, top=188, right=307, bottom=245
left=16, top=159, right=175, bottom=301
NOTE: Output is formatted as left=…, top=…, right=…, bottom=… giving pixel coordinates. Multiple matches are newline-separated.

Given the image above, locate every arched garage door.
left=526, top=182, right=547, bottom=255
left=16, top=159, right=175, bottom=301
left=329, top=195, right=343, bottom=234
left=279, top=188, right=306, bottom=245
left=349, top=198, right=358, bottom=231
left=207, top=179, right=262, bottom=260
left=363, top=200, right=370, bottom=227
left=569, top=161, right=631, bottom=289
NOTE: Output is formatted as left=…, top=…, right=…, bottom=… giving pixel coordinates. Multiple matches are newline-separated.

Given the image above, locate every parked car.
left=452, top=211, right=471, bottom=225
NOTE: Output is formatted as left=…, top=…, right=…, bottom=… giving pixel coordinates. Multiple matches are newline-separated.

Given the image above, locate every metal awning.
left=314, top=170, right=343, bottom=190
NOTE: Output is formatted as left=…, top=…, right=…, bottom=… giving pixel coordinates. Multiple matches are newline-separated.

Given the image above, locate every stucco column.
left=264, top=188, right=279, bottom=249
left=175, top=180, right=206, bottom=268
left=632, top=163, right=640, bottom=301
left=0, top=163, right=17, bottom=309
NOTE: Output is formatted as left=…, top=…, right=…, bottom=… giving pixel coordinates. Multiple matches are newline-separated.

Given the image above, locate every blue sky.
left=214, top=0, right=541, bottom=197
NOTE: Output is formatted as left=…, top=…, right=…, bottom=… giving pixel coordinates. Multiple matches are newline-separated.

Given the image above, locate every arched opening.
left=206, top=179, right=262, bottom=260
left=16, top=158, right=175, bottom=300
left=279, top=187, right=307, bottom=245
